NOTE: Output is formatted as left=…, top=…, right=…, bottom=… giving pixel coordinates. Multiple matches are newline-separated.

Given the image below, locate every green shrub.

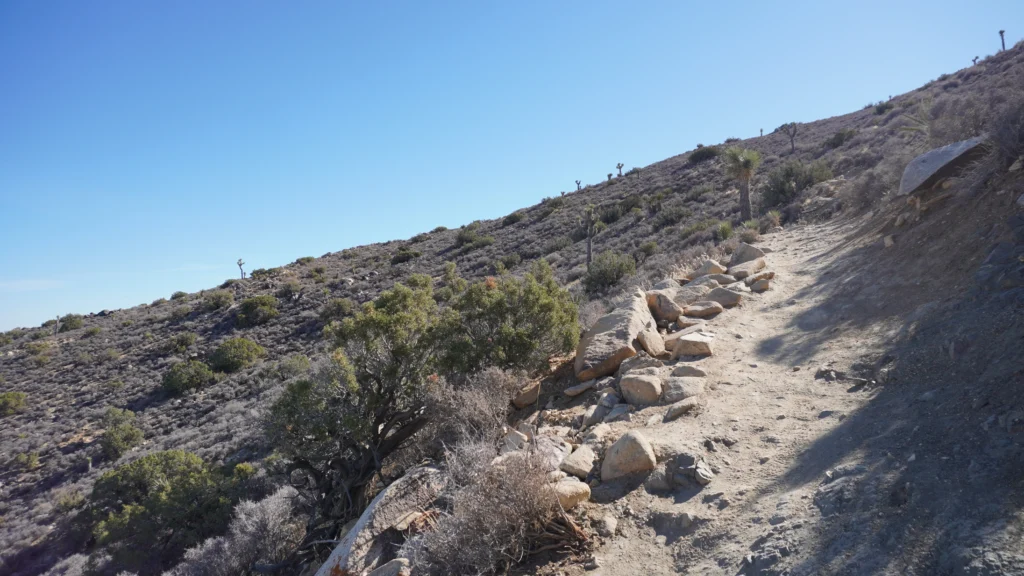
left=320, top=298, right=355, bottom=323
left=24, top=341, right=50, bottom=355
left=276, top=280, right=302, bottom=299
left=824, top=129, right=857, bottom=149
left=431, top=226, right=448, bottom=233
left=0, top=334, right=12, bottom=347
left=162, top=360, right=215, bottom=394
left=544, top=236, right=573, bottom=254
left=59, top=314, right=84, bottom=332
left=391, top=247, right=422, bottom=264
left=84, top=326, right=102, bottom=338
left=171, top=291, right=188, bottom=300
left=151, top=297, right=168, bottom=306
left=203, top=290, right=234, bottom=311
left=653, top=205, right=692, bottom=230
left=739, top=227, right=760, bottom=243
left=42, top=318, right=57, bottom=328
left=55, top=489, right=85, bottom=513
left=743, top=219, right=760, bottom=230
left=762, top=160, right=833, bottom=207
left=167, top=332, right=197, bottom=354
left=598, top=203, right=623, bottom=224
left=0, top=392, right=27, bottom=416
left=502, top=211, right=525, bottom=227
left=583, top=251, right=637, bottom=293
left=410, top=232, right=429, bottom=243
left=100, top=407, right=144, bottom=460
left=220, top=279, right=238, bottom=289
left=874, top=100, right=895, bottom=115
left=499, top=252, right=522, bottom=270
left=14, top=452, right=40, bottom=470
left=714, top=221, right=733, bottom=241
left=276, top=354, right=312, bottom=379
left=455, top=222, right=493, bottom=251
left=689, top=146, right=721, bottom=163
left=236, top=295, right=279, bottom=327
left=680, top=220, right=711, bottom=240
left=619, top=195, right=643, bottom=213
left=541, top=196, right=566, bottom=209
left=169, top=306, right=191, bottom=322
left=637, top=241, right=658, bottom=260
left=210, top=338, right=266, bottom=373
left=295, top=256, right=315, bottom=265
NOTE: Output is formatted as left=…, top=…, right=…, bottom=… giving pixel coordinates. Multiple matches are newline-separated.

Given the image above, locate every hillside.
left=2, top=42, right=1023, bottom=576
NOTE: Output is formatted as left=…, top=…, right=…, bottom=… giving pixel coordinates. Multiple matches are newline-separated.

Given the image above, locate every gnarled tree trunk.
left=739, top=179, right=752, bottom=221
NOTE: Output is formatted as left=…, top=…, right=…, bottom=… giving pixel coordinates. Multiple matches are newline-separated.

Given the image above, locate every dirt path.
left=583, top=217, right=899, bottom=575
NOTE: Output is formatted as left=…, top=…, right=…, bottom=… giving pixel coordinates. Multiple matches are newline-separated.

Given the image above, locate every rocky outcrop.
left=646, top=280, right=713, bottom=323
left=601, top=430, right=657, bottom=480
left=575, top=289, right=656, bottom=381
left=899, top=135, right=988, bottom=196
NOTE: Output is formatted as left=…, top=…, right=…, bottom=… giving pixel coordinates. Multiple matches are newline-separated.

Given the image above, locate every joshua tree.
left=722, top=147, right=762, bottom=221
left=581, top=205, right=607, bottom=271
left=575, top=180, right=581, bottom=191
left=1000, top=30, right=1006, bottom=51
left=53, top=316, right=60, bottom=336
left=237, top=258, right=245, bottom=279
left=760, top=128, right=763, bottom=137
left=607, top=173, right=613, bottom=182
left=616, top=163, right=624, bottom=177
left=780, top=122, right=799, bottom=154
left=973, top=56, right=979, bottom=65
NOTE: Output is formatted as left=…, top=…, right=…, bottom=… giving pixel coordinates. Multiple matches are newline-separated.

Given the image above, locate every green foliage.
left=653, top=204, right=692, bottom=231
left=679, top=220, right=712, bottom=241
left=502, top=211, right=526, bottom=227
left=100, top=407, right=144, bottom=460
left=0, top=334, right=10, bottom=347
left=15, top=452, right=40, bottom=470
left=685, top=183, right=715, bottom=201
left=391, top=247, right=422, bottom=264
left=824, top=128, right=857, bottom=149
left=169, top=306, right=191, bottom=322
left=583, top=251, right=637, bottom=293
left=277, top=280, right=302, bottom=299
left=722, top=147, right=762, bottom=181
left=541, top=196, right=566, bottom=209
left=320, top=298, right=356, bottom=323
left=89, top=450, right=234, bottom=573
left=210, top=338, right=266, bottom=373
left=637, top=241, right=658, bottom=261
left=295, top=256, right=315, bottom=265
left=84, top=326, right=102, bottom=338
left=59, top=314, right=84, bottom=332
left=544, top=236, right=573, bottom=254
left=167, top=332, right=197, bottom=354
left=762, top=160, right=834, bottom=207
left=0, top=391, right=27, bottom=417
left=55, top=489, right=85, bottom=513
left=714, top=221, right=733, bottom=241
left=618, top=194, right=643, bottom=213
left=874, top=100, right=895, bottom=115
left=743, top=219, right=760, bottom=230
left=431, top=225, right=448, bottom=233
left=689, top=146, right=721, bottom=163
left=277, top=353, right=312, bottom=379
left=455, top=222, right=494, bottom=252
left=598, top=203, right=623, bottom=224
left=42, top=319, right=57, bottom=328
left=171, top=291, right=189, bottom=300
left=236, top=295, right=279, bottom=327
left=410, top=232, right=429, bottom=243
left=24, top=341, right=50, bottom=355
left=499, top=252, right=522, bottom=270
left=162, top=360, right=215, bottom=395
left=203, top=290, right=234, bottom=311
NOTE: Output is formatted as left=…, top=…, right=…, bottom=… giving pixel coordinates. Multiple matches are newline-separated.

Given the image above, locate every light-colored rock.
left=575, top=289, right=655, bottom=381
left=725, top=282, right=751, bottom=294
left=743, top=270, right=775, bottom=286
left=705, top=286, right=742, bottom=308
left=501, top=429, right=529, bottom=454
left=516, top=422, right=536, bottom=440
left=367, top=558, right=410, bottom=576
left=596, top=514, right=618, bottom=536
left=583, top=423, right=612, bottom=445
left=686, top=275, right=720, bottom=289
left=552, top=478, right=591, bottom=509
left=674, top=317, right=705, bottom=329
left=560, top=444, right=597, bottom=478
left=620, top=374, right=663, bottom=406
left=644, top=465, right=672, bottom=492
left=534, top=436, right=572, bottom=471
left=671, top=365, right=707, bottom=378
left=730, top=243, right=766, bottom=267
left=547, top=470, right=568, bottom=482
left=683, top=300, right=724, bottom=318
left=706, top=273, right=737, bottom=285
left=616, top=352, right=663, bottom=377
left=663, top=322, right=708, bottom=349
left=728, top=257, right=766, bottom=279
left=686, top=259, right=728, bottom=280
left=899, top=135, right=988, bottom=196
left=664, top=397, right=702, bottom=421
left=601, top=430, right=657, bottom=480
left=315, top=467, right=444, bottom=576
left=671, top=333, right=714, bottom=359
left=751, top=279, right=770, bottom=293
left=564, top=379, right=596, bottom=397
left=694, top=461, right=715, bottom=485
left=637, top=329, right=666, bottom=358
left=661, top=377, right=705, bottom=403
left=512, top=381, right=540, bottom=408
left=603, top=403, right=631, bottom=422
left=884, top=235, right=895, bottom=248
left=581, top=404, right=608, bottom=428
left=646, top=282, right=713, bottom=323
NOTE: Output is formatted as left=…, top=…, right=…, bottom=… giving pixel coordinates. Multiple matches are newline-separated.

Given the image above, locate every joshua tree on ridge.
left=576, top=180, right=581, bottom=191
left=780, top=122, right=799, bottom=154
left=1000, top=30, right=1006, bottom=51
left=237, top=258, right=245, bottom=279
left=616, top=163, right=624, bottom=177
left=973, top=56, right=979, bottom=65
left=723, top=147, right=762, bottom=221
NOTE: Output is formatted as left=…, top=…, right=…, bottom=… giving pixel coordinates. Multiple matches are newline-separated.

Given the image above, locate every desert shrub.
left=680, top=220, right=711, bottom=241
left=637, top=240, right=658, bottom=261
left=203, top=290, right=234, bottom=311
left=236, top=295, right=279, bottom=327
left=540, top=195, right=566, bottom=209
left=167, top=332, right=198, bottom=354
left=761, top=210, right=782, bottom=230
left=75, top=352, right=94, bottom=365
left=874, top=100, right=895, bottom=115
left=725, top=137, right=740, bottom=143
left=762, top=160, right=833, bottom=207
left=151, top=297, right=168, bottom=306
left=739, top=227, right=760, bottom=243
left=824, top=129, right=857, bottom=149
left=169, top=306, right=191, bottom=322
left=320, top=298, right=355, bottom=323
left=89, top=450, right=234, bottom=574
left=410, top=232, right=429, bottom=243
left=422, top=369, right=522, bottom=449
left=162, top=360, right=216, bottom=395
left=431, top=225, right=448, bottom=233
left=54, top=489, right=86, bottom=513
left=42, top=318, right=57, bottom=328
left=689, top=146, right=720, bottom=163
left=618, top=194, right=643, bottom=213
left=100, top=407, right=144, bottom=460
left=96, top=347, right=119, bottom=363
left=986, top=92, right=1024, bottom=169
left=502, top=211, right=525, bottom=227
left=685, top=183, right=715, bottom=201
left=499, top=252, right=522, bottom=270
left=598, top=203, right=623, bottom=224
left=15, top=451, right=40, bottom=470
left=455, top=222, right=482, bottom=247
left=391, top=247, right=422, bottom=264
left=583, top=251, right=636, bottom=293
left=59, top=314, right=84, bottom=332
left=0, top=391, right=27, bottom=416
left=83, top=326, right=102, bottom=338
left=544, top=236, right=573, bottom=254
left=714, top=221, right=733, bottom=241
left=276, top=280, right=302, bottom=299
left=0, top=334, right=10, bottom=346
left=652, top=204, right=692, bottom=230
left=171, top=291, right=189, bottom=300
left=294, top=256, right=314, bottom=265
left=210, top=338, right=266, bottom=373
left=25, top=340, right=50, bottom=355
left=220, top=279, right=237, bottom=289
left=276, top=354, right=311, bottom=379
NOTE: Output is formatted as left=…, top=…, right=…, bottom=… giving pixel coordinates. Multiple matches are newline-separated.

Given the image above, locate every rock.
left=661, top=377, right=705, bottom=403
left=664, top=397, right=702, bottom=421
left=564, top=379, right=597, bottom=397
left=596, top=514, right=618, bottom=536
left=653, top=508, right=696, bottom=532
left=512, top=381, right=540, bottom=408
left=547, top=470, right=567, bottom=482
left=598, top=391, right=620, bottom=408
left=583, top=423, right=611, bottom=445
left=743, top=270, right=775, bottom=286
left=751, top=279, right=770, bottom=292
left=728, top=257, right=766, bottom=279
left=646, top=288, right=687, bottom=323
left=637, top=329, right=666, bottom=357
left=575, top=289, right=656, bottom=381
left=694, top=461, right=715, bottom=485
left=620, top=374, right=663, bottom=405
left=884, top=235, right=895, bottom=248
left=603, top=403, right=631, bottom=422
left=725, top=282, right=751, bottom=294
left=705, top=286, right=743, bottom=308
left=552, top=478, right=591, bottom=510
left=730, top=243, right=766, bottom=267
left=686, top=259, right=728, bottom=280
left=367, top=558, right=410, bottom=576
left=663, top=323, right=709, bottom=349
left=644, top=465, right=672, bottom=492
left=534, top=436, right=572, bottom=471
left=706, top=273, right=737, bottom=285
left=581, top=405, right=608, bottom=428
left=1011, top=157, right=1023, bottom=172
left=616, top=352, right=663, bottom=377
left=516, top=422, right=536, bottom=440
left=686, top=275, right=720, bottom=289
left=683, top=300, right=724, bottom=318
left=561, top=444, right=597, bottom=478
left=601, top=430, right=657, bottom=480
left=670, top=333, right=715, bottom=359
left=671, top=365, right=707, bottom=378
left=316, top=467, right=444, bottom=576
left=501, top=430, right=529, bottom=454
left=899, top=135, right=988, bottom=196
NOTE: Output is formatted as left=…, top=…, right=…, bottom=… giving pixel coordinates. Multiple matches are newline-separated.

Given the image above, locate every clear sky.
left=0, top=1, right=1020, bottom=330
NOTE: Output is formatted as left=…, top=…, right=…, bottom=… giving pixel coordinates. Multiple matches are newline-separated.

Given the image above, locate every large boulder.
left=316, top=467, right=444, bottom=576
left=637, top=329, right=666, bottom=357
left=620, top=373, right=663, bottom=406
left=646, top=282, right=713, bottom=323
left=705, top=286, right=743, bottom=308
left=730, top=243, right=766, bottom=267
left=575, top=289, right=656, bottom=381
left=685, top=259, right=728, bottom=280
left=728, top=257, right=766, bottom=280
left=661, top=377, right=705, bottom=403
left=899, top=135, right=988, bottom=196
left=683, top=301, right=724, bottom=318
left=670, top=333, right=715, bottom=359
left=560, top=444, right=597, bottom=478
left=602, top=430, right=657, bottom=480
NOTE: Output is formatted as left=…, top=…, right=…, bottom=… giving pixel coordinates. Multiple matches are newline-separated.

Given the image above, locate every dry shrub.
left=671, top=242, right=728, bottom=280
left=577, top=299, right=608, bottom=333
left=929, top=95, right=988, bottom=147
left=421, top=368, right=521, bottom=450
left=962, top=89, right=1024, bottom=193
left=841, top=153, right=909, bottom=211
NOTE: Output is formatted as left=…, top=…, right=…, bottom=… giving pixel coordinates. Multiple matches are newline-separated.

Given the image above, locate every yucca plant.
left=722, top=147, right=762, bottom=221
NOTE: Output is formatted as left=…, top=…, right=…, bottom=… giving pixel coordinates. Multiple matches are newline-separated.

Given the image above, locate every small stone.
left=706, top=273, right=737, bottom=285
left=664, top=397, right=702, bottom=421
left=601, top=430, right=657, bottom=480
left=694, top=461, right=715, bottom=485
left=743, top=270, right=775, bottom=286
left=583, top=423, right=612, bottom=445
left=512, top=381, right=540, bottom=408
left=645, top=465, right=672, bottom=492
left=671, top=365, right=707, bottom=378
left=683, top=300, right=724, bottom=318
left=553, top=478, right=591, bottom=510
left=596, top=514, right=618, bottom=536
left=637, top=329, right=666, bottom=357
left=564, top=379, right=596, bottom=397
left=561, top=445, right=597, bottom=479
left=884, top=235, right=895, bottom=248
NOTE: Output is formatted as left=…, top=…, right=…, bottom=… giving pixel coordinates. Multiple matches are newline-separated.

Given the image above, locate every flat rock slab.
left=575, top=289, right=655, bottom=381
left=751, top=279, right=771, bottom=292
left=686, top=259, right=727, bottom=280
left=671, top=333, right=715, bottom=359
left=730, top=243, right=766, bottom=267
left=661, top=377, right=705, bottom=403
left=728, top=257, right=766, bottom=279
left=705, top=286, right=743, bottom=308
left=621, top=373, right=663, bottom=405
left=671, top=365, right=707, bottom=378
left=683, top=300, right=724, bottom=318
left=560, top=444, right=597, bottom=478
left=899, top=135, right=988, bottom=196
left=664, top=397, right=702, bottom=421
left=602, top=430, right=657, bottom=480
left=564, top=379, right=596, bottom=397
left=705, top=273, right=737, bottom=285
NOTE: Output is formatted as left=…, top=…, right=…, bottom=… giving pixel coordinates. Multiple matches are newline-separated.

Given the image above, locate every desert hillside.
left=2, top=42, right=1024, bottom=576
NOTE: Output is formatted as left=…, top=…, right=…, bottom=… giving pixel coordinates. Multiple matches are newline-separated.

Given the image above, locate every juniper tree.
left=723, top=147, right=762, bottom=221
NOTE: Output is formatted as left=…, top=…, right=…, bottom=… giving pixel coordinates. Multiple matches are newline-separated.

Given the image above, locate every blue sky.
left=0, top=0, right=1020, bottom=330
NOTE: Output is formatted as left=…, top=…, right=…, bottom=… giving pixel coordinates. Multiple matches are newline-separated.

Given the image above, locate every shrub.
left=167, top=332, right=197, bottom=355
left=320, top=298, right=355, bottom=323
left=276, top=354, right=311, bottom=379
left=739, top=227, right=760, bottom=243
left=203, top=290, right=234, bottom=311
left=410, top=232, right=429, bottom=243
left=276, top=280, right=302, bottom=299
left=544, top=236, right=573, bottom=254
left=294, top=256, right=314, bottom=265
left=583, top=251, right=636, bottom=293
left=499, top=252, right=522, bottom=270
left=24, top=340, right=50, bottom=355
left=685, top=183, right=715, bottom=201
left=84, top=326, right=102, bottom=338
left=636, top=241, right=658, bottom=264
left=236, top=295, right=279, bottom=327
left=0, top=334, right=10, bottom=346
left=714, top=221, right=733, bottom=241
left=455, top=223, right=494, bottom=252
left=162, top=360, right=215, bottom=394
left=169, top=306, right=191, bottom=322
left=432, top=225, right=448, bottom=233
left=100, top=407, right=144, bottom=460
left=15, top=452, right=40, bottom=470
left=220, top=279, right=238, bottom=289
left=762, top=210, right=782, bottom=230
left=874, top=100, right=895, bottom=115
left=619, top=194, right=643, bottom=213
left=0, top=391, right=27, bottom=416
left=598, top=203, right=623, bottom=224
left=824, top=129, right=857, bottom=149
left=689, top=146, right=720, bottom=163
left=210, top=338, right=266, bottom=373
left=55, top=489, right=86, bottom=513
left=59, top=314, right=84, bottom=332
left=540, top=195, right=566, bottom=209
left=391, top=247, right=422, bottom=264
left=680, top=220, right=711, bottom=241
left=171, top=291, right=189, bottom=300
left=653, top=204, right=692, bottom=230
left=502, top=211, right=525, bottom=227
left=762, top=160, right=834, bottom=207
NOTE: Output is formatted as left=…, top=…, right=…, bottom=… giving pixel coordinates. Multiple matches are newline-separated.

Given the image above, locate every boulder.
left=671, top=365, right=707, bottom=378
left=728, top=257, right=766, bottom=280
left=671, top=333, right=714, bottom=359
left=662, top=322, right=708, bottom=350
left=603, top=403, right=631, bottom=423
left=552, top=478, right=591, bottom=510
left=683, top=301, right=724, bottom=318
left=725, top=282, right=751, bottom=294
left=575, top=289, right=655, bottom=381
left=899, top=135, right=988, bottom=196
left=501, top=430, right=529, bottom=454
left=686, top=275, right=720, bottom=289
left=601, top=430, right=657, bottom=480
left=685, top=259, right=728, bottom=280
left=596, top=514, right=618, bottom=536
left=564, top=379, right=596, bottom=397
left=664, top=397, right=702, bottom=421
left=743, top=270, right=775, bottom=286
left=730, top=243, right=766, bottom=267
left=661, top=377, right=705, bottom=403
left=751, top=279, right=770, bottom=293
left=316, top=467, right=444, bottom=576
left=705, top=286, right=742, bottom=308
left=534, top=436, right=572, bottom=472
left=637, top=329, right=666, bottom=357
left=512, top=381, right=540, bottom=408
left=560, top=444, right=597, bottom=478
left=616, top=352, right=663, bottom=377
left=620, top=374, right=663, bottom=406
left=646, top=282, right=713, bottom=323
left=705, top=273, right=737, bottom=285
left=583, top=423, right=612, bottom=445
